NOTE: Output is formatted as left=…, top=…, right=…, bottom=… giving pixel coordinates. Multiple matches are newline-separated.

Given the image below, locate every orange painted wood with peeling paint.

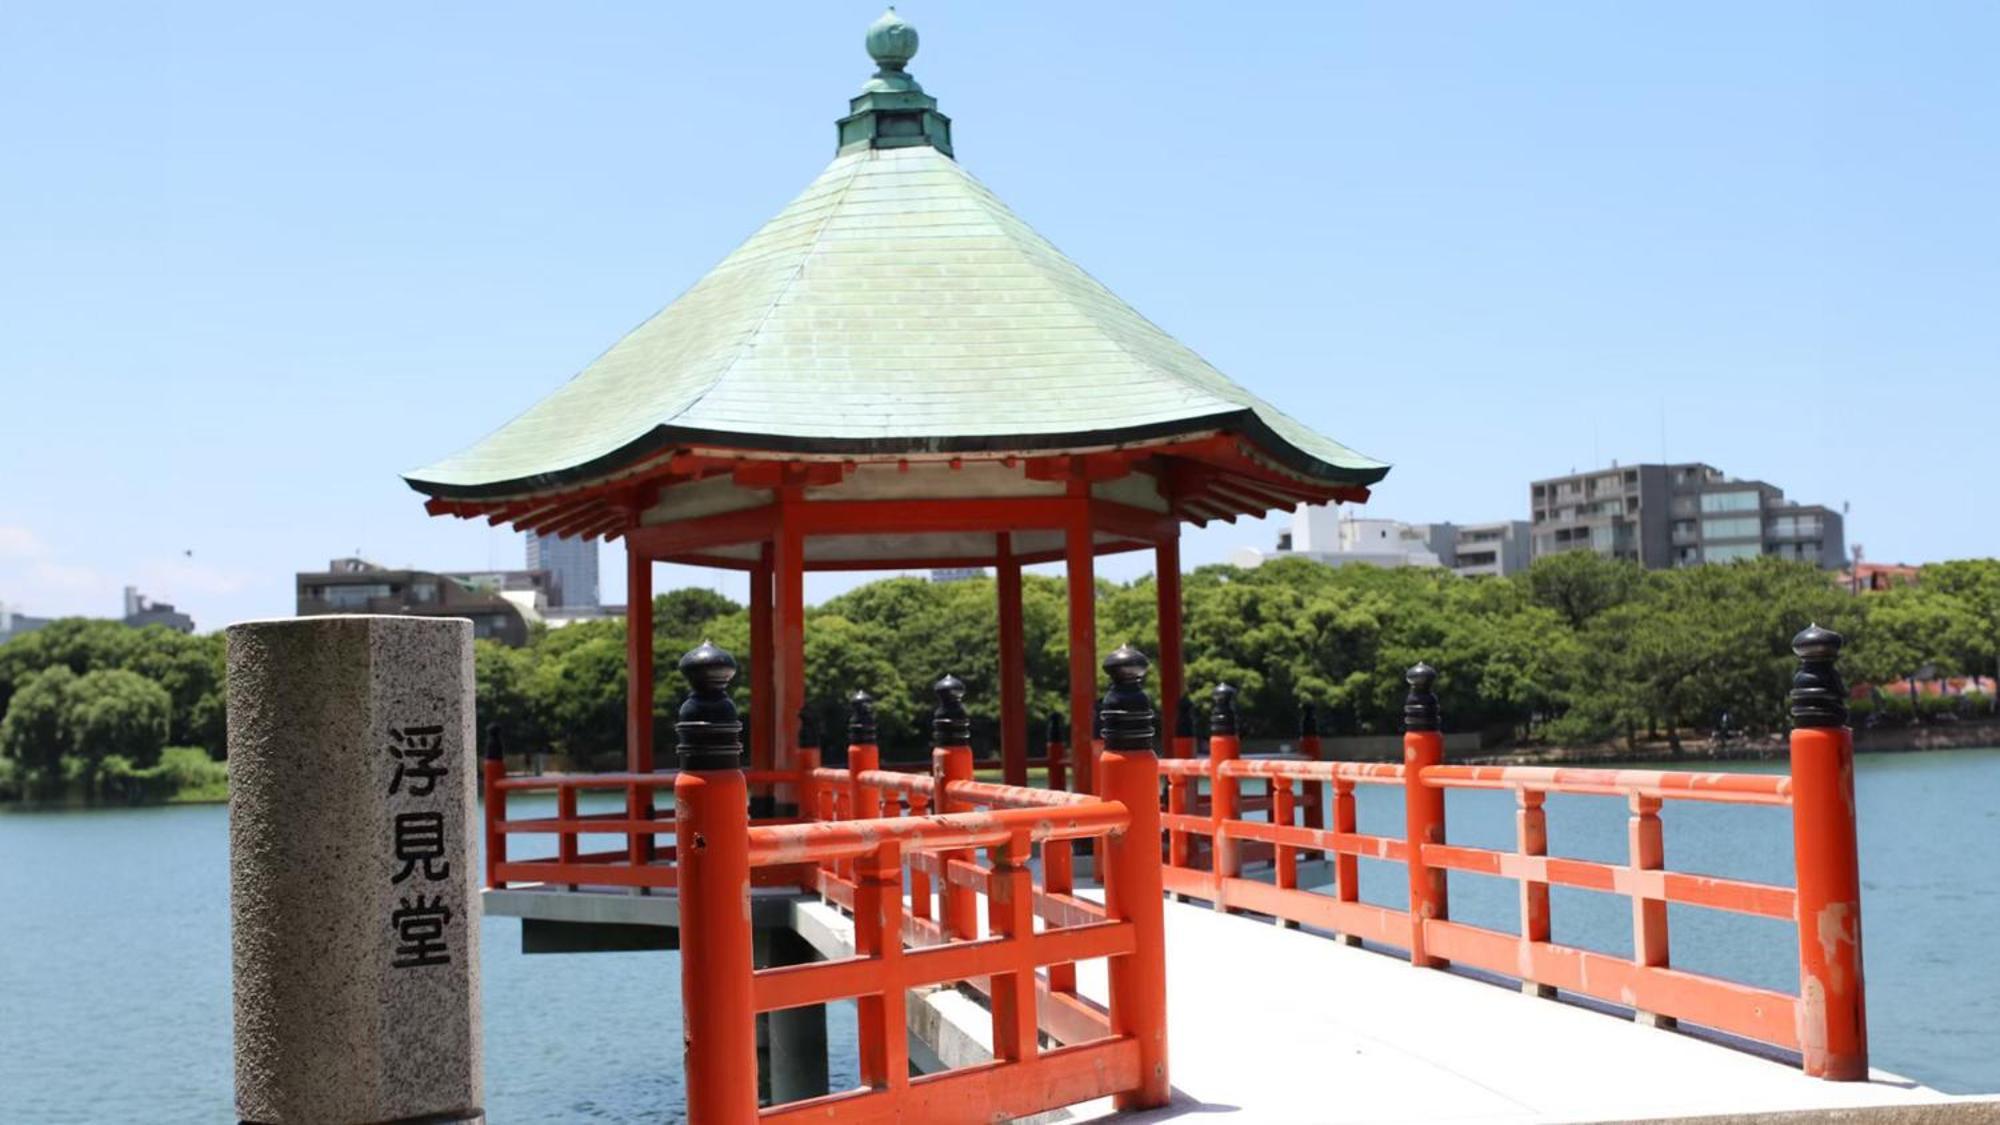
left=1791, top=724, right=1868, bottom=1079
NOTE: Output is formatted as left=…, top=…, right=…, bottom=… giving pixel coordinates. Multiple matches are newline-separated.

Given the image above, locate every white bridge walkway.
left=796, top=891, right=1988, bottom=1124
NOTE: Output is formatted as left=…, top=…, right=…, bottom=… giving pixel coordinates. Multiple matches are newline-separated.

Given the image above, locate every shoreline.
left=1461, top=718, right=2000, bottom=766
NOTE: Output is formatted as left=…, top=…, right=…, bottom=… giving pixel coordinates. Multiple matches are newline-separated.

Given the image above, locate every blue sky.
left=2, top=2, right=1995, bottom=631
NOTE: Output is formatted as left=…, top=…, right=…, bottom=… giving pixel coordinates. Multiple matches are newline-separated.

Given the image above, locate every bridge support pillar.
left=756, top=927, right=830, bottom=1104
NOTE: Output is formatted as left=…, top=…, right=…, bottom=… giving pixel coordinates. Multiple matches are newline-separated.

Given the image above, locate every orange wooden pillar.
left=1788, top=625, right=1868, bottom=1080
left=750, top=546, right=775, bottom=776
left=625, top=545, right=655, bottom=865
left=1098, top=644, right=1170, bottom=1110
left=996, top=534, right=1029, bottom=787
left=626, top=548, right=655, bottom=774
left=670, top=641, right=758, bottom=1124
left=932, top=675, right=980, bottom=942
left=1155, top=529, right=1184, bottom=748
left=773, top=502, right=806, bottom=809
left=1065, top=492, right=1097, bottom=794
left=1401, top=662, right=1448, bottom=968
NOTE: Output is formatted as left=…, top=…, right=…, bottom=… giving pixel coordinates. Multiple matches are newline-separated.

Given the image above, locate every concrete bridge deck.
left=487, top=884, right=1991, bottom=1123
left=1055, top=898, right=1975, bottom=1124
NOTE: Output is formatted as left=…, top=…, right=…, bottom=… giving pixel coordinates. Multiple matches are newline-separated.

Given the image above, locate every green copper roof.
left=405, top=12, right=1387, bottom=501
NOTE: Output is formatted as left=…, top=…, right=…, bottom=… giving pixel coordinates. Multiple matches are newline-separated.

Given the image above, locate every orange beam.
left=791, top=497, right=1071, bottom=535
left=624, top=503, right=778, bottom=556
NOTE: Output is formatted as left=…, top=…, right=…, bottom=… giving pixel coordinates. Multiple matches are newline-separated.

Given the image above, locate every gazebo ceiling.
left=408, top=10, right=1389, bottom=552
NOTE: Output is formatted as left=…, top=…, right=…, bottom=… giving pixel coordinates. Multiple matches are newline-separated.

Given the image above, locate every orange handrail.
left=1158, top=638, right=1869, bottom=1080
left=489, top=656, right=1173, bottom=1123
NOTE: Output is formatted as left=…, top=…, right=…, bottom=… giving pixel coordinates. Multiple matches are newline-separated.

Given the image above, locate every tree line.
left=479, top=553, right=2000, bottom=767
left=4, top=553, right=1995, bottom=799
left=0, top=620, right=227, bottom=802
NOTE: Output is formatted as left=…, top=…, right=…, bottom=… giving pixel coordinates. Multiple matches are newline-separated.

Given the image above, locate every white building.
left=1232, top=506, right=1531, bottom=578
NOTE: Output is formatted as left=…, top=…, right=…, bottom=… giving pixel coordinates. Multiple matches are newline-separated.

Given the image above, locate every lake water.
left=1, top=749, right=1994, bottom=1121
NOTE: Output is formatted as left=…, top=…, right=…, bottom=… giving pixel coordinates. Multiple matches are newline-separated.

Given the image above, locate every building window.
left=1769, top=516, right=1823, bottom=539
left=322, top=583, right=391, bottom=608
left=1700, top=490, right=1761, bottom=513
left=1706, top=542, right=1762, bottom=562
left=1702, top=516, right=1761, bottom=540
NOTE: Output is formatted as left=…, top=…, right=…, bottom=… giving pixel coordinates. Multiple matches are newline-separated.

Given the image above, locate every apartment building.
left=297, top=558, right=541, bottom=646
left=1530, top=463, right=1845, bottom=570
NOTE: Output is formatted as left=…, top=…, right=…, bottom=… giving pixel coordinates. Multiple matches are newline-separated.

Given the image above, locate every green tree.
left=475, top=639, right=544, bottom=760
left=1526, top=551, right=1644, bottom=630
left=1847, top=583, right=1980, bottom=695
left=1924, top=559, right=2000, bottom=709
left=530, top=620, right=629, bottom=769
left=64, top=669, right=173, bottom=783
left=0, top=665, right=78, bottom=785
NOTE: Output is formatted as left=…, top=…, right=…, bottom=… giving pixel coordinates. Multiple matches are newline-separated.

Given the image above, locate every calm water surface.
left=1, top=749, right=1994, bottom=1121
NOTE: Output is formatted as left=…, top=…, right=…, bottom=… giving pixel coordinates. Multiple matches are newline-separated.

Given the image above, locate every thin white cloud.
left=0, top=525, right=50, bottom=561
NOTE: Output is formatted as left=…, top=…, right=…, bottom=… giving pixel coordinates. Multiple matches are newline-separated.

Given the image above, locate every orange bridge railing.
left=1158, top=627, right=1867, bottom=1080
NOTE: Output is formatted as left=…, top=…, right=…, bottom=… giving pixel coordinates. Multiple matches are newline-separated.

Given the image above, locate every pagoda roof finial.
left=866, top=8, right=920, bottom=78
left=839, top=7, right=953, bottom=157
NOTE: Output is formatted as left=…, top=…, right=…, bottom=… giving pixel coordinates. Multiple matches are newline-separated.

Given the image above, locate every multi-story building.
left=0, top=604, right=55, bottom=644
left=525, top=531, right=600, bottom=608
left=122, top=586, right=195, bottom=633
left=297, top=558, right=539, bottom=646
left=1, top=588, right=193, bottom=644
left=1443, top=521, right=1534, bottom=577
left=1232, top=507, right=1532, bottom=578
left=1529, top=463, right=1845, bottom=570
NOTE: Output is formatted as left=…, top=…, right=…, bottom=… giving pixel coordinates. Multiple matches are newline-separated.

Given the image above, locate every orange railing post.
left=1207, top=682, right=1242, bottom=911
left=1402, top=662, right=1448, bottom=968
left=854, top=837, right=909, bottom=1092
left=482, top=725, right=507, bottom=890
left=1099, top=645, right=1171, bottom=1110
left=848, top=692, right=882, bottom=822
left=671, top=642, right=758, bottom=1123
left=1045, top=711, right=1068, bottom=793
left=1332, top=776, right=1361, bottom=945
left=1299, top=701, right=1325, bottom=837
left=1517, top=788, right=1554, bottom=996
left=1788, top=625, right=1868, bottom=1080
left=932, top=674, right=980, bottom=942
left=1629, top=794, right=1673, bottom=1027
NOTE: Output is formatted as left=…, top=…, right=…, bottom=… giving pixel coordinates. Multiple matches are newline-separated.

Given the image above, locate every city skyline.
left=4, top=3, right=1995, bottom=629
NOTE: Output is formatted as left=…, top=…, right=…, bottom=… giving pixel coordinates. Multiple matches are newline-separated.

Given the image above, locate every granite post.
left=228, top=616, right=483, bottom=1124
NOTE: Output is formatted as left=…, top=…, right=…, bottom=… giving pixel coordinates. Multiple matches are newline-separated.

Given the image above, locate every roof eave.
left=403, top=408, right=1389, bottom=503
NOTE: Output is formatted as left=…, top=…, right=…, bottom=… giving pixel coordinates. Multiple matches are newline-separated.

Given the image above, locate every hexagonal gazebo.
left=406, top=9, right=1388, bottom=792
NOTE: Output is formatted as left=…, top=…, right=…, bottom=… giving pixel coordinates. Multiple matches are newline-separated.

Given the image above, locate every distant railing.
left=1157, top=628, right=1868, bottom=1080
left=480, top=647, right=1171, bottom=1124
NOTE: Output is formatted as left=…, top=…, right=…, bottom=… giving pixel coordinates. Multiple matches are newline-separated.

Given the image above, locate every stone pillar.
left=228, top=616, right=482, bottom=1125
